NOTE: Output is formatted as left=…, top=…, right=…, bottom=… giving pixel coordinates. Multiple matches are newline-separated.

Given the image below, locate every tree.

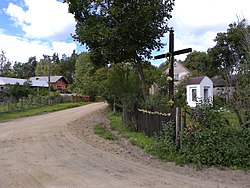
left=35, top=58, right=49, bottom=76
left=65, top=0, right=175, bottom=100
left=13, top=57, right=37, bottom=78
left=208, top=19, right=250, bottom=126
left=74, top=52, right=97, bottom=99
left=104, top=63, right=143, bottom=111
left=5, top=81, right=32, bottom=100
left=35, top=55, right=60, bottom=76
left=0, top=50, right=12, bottom=77
left=59, top=50, right=78, bottom=84
left=1, top=61, right=12, bottom=77
left=183, top=51, right=218, bottom=77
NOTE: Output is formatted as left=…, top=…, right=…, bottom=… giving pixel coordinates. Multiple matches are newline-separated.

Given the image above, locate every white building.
left=186, top=76, right=213, bottom=107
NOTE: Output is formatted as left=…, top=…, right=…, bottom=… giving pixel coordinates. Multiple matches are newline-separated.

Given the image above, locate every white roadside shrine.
left=186, top=76, right=213, bottom=107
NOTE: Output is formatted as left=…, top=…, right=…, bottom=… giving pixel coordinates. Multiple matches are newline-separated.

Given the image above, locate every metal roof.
left=30, top=76, right=69, bottom=84
left=0, top=77, right=48, bottom=87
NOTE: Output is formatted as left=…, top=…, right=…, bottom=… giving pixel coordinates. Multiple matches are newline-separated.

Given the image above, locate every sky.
left=0, top=0, right=250, bottom=66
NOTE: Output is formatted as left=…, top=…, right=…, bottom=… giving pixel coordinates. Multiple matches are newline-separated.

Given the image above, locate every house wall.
left=164, top=61, right=191, bottom=81
left=200, top=77, right=213, bottom=103
left=52, top=78, right=67, bottom=93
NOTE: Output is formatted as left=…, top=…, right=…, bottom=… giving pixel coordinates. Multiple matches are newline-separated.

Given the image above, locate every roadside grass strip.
left=0, top=102, right=91, bottom=122
left=93, top=124, right=117, bottom=140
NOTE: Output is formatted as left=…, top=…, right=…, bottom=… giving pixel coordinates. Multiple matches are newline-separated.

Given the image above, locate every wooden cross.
left=154, top=28, right=192, bottom=101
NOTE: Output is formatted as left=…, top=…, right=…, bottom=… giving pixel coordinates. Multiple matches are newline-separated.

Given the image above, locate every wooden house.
left=30, top=76, right=69, bottom=93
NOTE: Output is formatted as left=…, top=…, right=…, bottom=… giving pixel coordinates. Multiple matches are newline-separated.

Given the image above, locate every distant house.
left=0, top=76, right=48, bottom=92
left=211, top=76, right=237, bottom=102
left=30, top=76, right=69, bottom=93
left=164, top=61, right=191, bottom=83
left=150, top=61, right=191, bottom=95
left=186, top=76, right=213, bottom=107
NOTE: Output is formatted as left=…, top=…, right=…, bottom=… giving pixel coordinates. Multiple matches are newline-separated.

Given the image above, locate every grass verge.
left=93, top=124, right=117, bottom=140
left=108, top=112, right=155, bottom=153
left=0, top=102, right=91, bottom=122
left=108, top=112, right=250, bottom=169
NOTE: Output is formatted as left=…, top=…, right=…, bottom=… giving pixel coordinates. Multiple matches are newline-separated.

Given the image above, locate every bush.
left=153, top=121, right=178, bottom=161
left=181, top=126, right=250, bottom=168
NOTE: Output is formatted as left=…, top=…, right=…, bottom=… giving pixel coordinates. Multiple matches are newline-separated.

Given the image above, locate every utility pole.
left=48, top=60, right=51, bottom=105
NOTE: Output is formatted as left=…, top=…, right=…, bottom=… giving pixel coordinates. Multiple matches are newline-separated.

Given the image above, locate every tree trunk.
left=133, top=54, right=148, bottom=101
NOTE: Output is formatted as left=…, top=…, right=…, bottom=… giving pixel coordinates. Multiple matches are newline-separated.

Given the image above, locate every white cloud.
left=52, top=41, right=77, bottom=56
left=0, top=32, right=78, bottom=63
left=5, top=0, right=75, bottom=41
left=0, top=0, right=81, bottom=64
left=151, top=0, right=250, bottom=66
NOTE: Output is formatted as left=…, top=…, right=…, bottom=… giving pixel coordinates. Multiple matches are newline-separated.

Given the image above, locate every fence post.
left=7, top=100, right=10, bottom=112
left=180, top=107, right=185, bottom=149
left=175, top=107, right=180, bottom=149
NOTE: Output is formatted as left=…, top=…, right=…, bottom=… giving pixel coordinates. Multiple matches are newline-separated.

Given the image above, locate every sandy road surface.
left=0, top=103, right=249, bottom=188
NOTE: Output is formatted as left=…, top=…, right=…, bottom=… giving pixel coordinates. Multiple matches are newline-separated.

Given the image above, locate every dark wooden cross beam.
left=154, top=48, right=192, bottom=59
left=154, top=29, right=192, bottom=101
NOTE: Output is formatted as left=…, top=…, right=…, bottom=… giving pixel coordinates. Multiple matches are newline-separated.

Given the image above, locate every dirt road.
left=0, top=103, right=249, bottom=188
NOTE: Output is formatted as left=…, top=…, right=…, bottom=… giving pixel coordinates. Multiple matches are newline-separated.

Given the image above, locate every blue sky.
left=0, top=0, right=250, bottom=66
left=0, top=0, right=85, bottom=64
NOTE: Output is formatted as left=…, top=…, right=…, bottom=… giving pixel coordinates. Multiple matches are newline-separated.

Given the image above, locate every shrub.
left=153, top=121, right=178, bottom=161
left=181, top=126, right=250, bottom=168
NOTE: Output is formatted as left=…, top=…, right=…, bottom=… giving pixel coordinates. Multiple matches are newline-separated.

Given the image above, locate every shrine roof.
left=187, top=76, right=206, bottom=85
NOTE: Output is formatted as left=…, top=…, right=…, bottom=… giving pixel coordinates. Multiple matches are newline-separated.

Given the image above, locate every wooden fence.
left=123, top=107, right=186, bottom=149
left=123, top=107, right=176, bottom=137
left=0, top=95, right=86, bottom=113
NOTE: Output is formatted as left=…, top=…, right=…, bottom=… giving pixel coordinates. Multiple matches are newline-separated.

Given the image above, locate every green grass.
left=108, top=113, right=154, bottom=152
left=93, top=124, right=117, bottom=140
left=108, top=111, right=249, bottom=169
left=0, top=102, right=91, bottom=122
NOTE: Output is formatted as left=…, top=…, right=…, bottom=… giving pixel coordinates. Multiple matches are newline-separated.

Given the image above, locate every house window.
left=174, top=73, right=179, bottom=81
left=192, top=88, right=197, bottom=101
left=57, top=86, right=63, bottom=90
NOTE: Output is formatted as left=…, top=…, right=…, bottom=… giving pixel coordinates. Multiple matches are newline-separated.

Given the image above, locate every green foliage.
left=184, top=51, right=217, bottom=77
left=66, top=0, right=175, bottom=99
left=108, top=112, right=250, bottom=169
left=181, top=126, right=250, bottom=169
left=0, top=50, right=12, bottom=77
left=153, top=121, right=178, bottom=161
left=208, top=19, right=250, bottom=126
left=103, top=64, right=143, bottom=111
left=66, top=0, right=175, bottom=62
left=187, top=103, right=229, bottom=130
left=93, top=124, right=117, bottom=140
left=13, top=57, right=37, bottom=79
left=174, top=77, right=188, bottom=107
left=5, top=81, right=32, bottom=100
left=74, top=52, right=98, bottom=98
left=141, top=92, right=168, bottom=109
